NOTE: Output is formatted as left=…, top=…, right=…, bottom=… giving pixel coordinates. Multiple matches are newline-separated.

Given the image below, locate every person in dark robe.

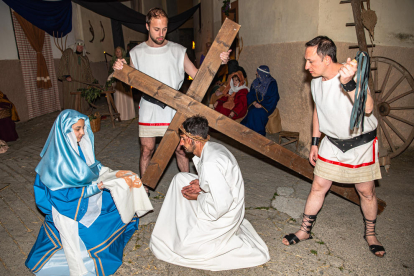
left=213, top=71, right=248, bottom=120
left=0, top=91, right=19, bottom=142
left=57, top=40, right=95, bottom=113
left=241, top=65, right=279, bottom=136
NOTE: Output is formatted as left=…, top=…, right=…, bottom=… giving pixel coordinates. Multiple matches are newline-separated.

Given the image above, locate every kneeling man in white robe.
left=149, top=115, right=270, bottom=271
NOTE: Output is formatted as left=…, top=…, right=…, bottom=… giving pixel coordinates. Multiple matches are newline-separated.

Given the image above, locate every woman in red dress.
left=213, top=71, right=248, bottom=120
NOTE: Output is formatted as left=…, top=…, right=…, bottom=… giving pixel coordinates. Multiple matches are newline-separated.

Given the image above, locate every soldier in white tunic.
left=282, top=36, right=385, bottom=258
left=113, top=8, right=230, bottom=184
left=150, top=115, right=270, bottom=271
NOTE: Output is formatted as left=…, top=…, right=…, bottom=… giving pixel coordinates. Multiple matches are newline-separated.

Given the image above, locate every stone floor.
left=1, top=101, right=413, bottom=276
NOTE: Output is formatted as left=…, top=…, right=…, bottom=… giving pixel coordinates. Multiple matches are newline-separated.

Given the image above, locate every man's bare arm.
left=184, top=53, right=198, bottom=79
left=309, top=106, right=321, bottom=166
left=347, top=87, right=374, bottom=114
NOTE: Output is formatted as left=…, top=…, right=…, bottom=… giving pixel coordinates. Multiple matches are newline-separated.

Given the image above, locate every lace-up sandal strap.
left=364, top=217, right=377, bottom=237
left=300, top=214, right=317, bottom=235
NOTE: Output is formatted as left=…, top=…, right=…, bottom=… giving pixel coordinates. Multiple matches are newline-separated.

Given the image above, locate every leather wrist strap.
left=311, top=137, right=320, bottom=146
left=341, top=79, right=357, bottom=92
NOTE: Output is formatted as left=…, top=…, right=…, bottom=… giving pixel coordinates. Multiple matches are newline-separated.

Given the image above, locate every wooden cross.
left=114, top=18, right=386, bottom=213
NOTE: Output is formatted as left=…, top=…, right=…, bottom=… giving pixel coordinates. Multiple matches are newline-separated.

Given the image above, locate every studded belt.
left=327, top=128, right=377, bottom=153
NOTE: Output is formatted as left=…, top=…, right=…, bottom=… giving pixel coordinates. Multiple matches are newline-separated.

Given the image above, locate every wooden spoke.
left=381, top=75, right=405, bottom=102
left=373, top=59, right=378, bottom=92
left=382, top=117, right=406, bottom=143
left=379, top=119, right=396, bottom=152
left=372, top=56, right=414, bottom=159
left=379, top=64, right=392, bottom=98
left=390, top=106, right=414, bottom=110
left=387, top=90, right=414, bottom=104
left=387, top=113, right=414, bottom=126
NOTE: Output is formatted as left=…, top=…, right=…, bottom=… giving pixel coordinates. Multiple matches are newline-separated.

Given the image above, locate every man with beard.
left=58, top=40, right=95, bottom=112
left=113, top=8, right=230, bottom=183
left=149, top=115, right=270, bottom=271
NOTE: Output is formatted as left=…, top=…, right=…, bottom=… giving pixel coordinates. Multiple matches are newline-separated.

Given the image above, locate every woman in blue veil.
left=25, top=109, right=139, bottom=276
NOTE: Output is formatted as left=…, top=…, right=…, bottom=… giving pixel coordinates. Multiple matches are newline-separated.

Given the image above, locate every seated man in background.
left=241, top=65, right=279, bottom=136
left=213, top=71, right=248, bottom=120
left=150, top=115, right=270, bottom=271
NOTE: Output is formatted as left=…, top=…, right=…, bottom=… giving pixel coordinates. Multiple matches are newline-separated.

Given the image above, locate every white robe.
left=149, top=142, right=270, bottom=271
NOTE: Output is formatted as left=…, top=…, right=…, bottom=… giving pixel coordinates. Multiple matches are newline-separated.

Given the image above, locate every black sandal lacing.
left=363, top=217, right=386, bottom=257
left=299, top=213, right=317, bottom=236
left=283, top=213, right=317, bottom=245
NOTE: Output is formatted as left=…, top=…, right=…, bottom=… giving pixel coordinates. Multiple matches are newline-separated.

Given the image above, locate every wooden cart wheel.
left=371, top=56, right=414, bottom=158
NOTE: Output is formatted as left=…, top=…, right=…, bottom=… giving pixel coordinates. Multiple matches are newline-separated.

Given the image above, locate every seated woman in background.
left=241, top=65, right=279, bottom=136
left=109, top=46, right=135, bottom=120
left=214, top=71, right=248, bottom=120
left=25, top=109, right=146, bottom=276
left=0, top=90, right=19, bottom=142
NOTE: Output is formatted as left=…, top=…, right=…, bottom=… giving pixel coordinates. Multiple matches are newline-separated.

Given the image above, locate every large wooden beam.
left=113, top=65, right=386, bottom=213
left=139, top=18, right=241, bottom=188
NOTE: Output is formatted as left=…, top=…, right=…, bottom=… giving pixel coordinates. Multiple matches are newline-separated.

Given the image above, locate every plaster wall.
left=318, top=0, right=414, bottom=47
left=0, top=2, right=18, bottom=60
left=79, top=6, right=114, bottom=63
left=238, top=0, right=319, bottom=46
left=193, top=0, right=215, bottom=66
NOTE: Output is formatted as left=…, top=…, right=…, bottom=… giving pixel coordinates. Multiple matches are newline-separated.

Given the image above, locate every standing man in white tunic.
left=113, top=8, right=230, bottom=181
left=282, top=36, right=385, bottom=258
left=150, top=115, right=270, bottom=271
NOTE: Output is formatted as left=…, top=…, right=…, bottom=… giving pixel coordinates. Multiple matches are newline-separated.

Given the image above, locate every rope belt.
left=179, top=125, right=210, bottom=142
left=350, top=51, right=370, bottom=131
left=327, top=128, right=377, bottom=153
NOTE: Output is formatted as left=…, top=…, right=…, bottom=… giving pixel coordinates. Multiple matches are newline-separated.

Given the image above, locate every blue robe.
left=241, top=81, right=279, bottom=136
left=25, top=147, right=139, bottom=276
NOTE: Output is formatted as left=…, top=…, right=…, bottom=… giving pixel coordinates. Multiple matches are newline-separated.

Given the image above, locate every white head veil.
left=69, top=39, right=87, bottom=56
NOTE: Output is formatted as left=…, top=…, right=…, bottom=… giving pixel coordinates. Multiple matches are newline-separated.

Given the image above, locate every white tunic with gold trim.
left=311, top=73, right=381, bottom=183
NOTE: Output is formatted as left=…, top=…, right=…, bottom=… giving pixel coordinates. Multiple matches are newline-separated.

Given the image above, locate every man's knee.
left=141, top=145, right=155, bottom=158
left=173, top=172, right=195, bottom=189
left=311, top=176, right=332, bottom=194
left=357, top=187, right=376, bottom=201
left=356, top=182, right=376, bottom=201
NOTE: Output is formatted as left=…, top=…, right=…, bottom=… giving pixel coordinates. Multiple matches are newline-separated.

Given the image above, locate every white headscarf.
left=68, top=39, right=87, bottom=56
left=68, top=131, right=95, bottom=166
left=228, top=77, right=249, bottom=95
